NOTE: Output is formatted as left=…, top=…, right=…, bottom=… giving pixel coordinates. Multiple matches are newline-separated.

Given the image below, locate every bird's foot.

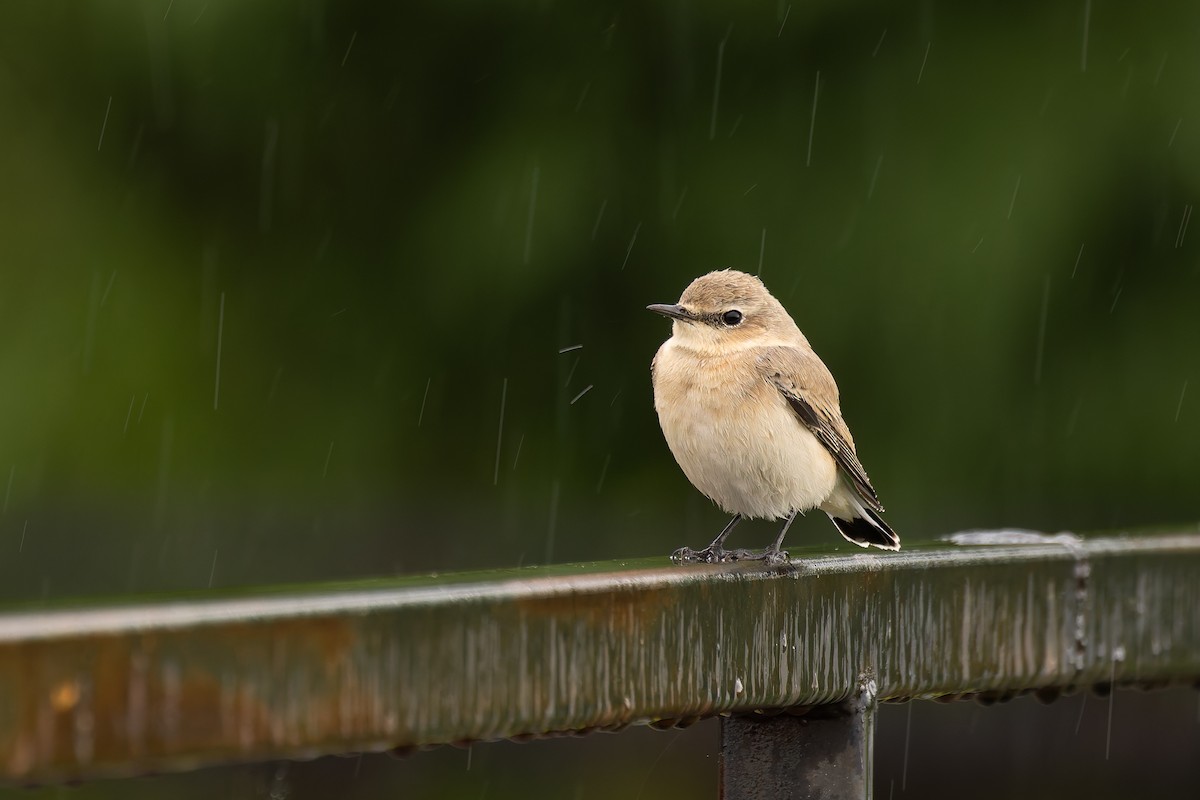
left=761, top=548, right=791, bottom=567
left=671, top=546, right=736, bottom=563
left=670, top=547, right=695, bottom=563
left=670, top=546, right=789, bottom=565
left=732, top=547, right=791, bottom=567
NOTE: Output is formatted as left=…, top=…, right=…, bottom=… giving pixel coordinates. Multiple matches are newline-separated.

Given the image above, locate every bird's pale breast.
left=652, top=340, right=838, bottom=520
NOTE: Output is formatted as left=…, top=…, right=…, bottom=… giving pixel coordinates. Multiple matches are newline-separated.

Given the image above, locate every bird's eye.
left=721, top=310, right=744, bottom=326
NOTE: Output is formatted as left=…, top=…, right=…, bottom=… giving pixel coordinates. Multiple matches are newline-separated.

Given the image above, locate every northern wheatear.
left=648, top=269, right=899, bottom=565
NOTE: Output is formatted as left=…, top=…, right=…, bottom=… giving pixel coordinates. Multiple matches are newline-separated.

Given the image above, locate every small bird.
left=648, top=269, right=899, bottom=565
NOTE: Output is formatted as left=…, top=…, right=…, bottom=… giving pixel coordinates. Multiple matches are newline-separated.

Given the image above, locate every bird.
left=648, top=269, right=899, bottom=565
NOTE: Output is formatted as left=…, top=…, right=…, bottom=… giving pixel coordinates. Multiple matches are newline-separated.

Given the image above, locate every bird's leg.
left=741, top=510, right=797, bottom=566
left=671, top=514, right=743, bottom=563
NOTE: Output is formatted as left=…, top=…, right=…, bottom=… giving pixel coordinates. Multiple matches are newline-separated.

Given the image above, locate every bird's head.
left=647, top=269, right=804, bottom=352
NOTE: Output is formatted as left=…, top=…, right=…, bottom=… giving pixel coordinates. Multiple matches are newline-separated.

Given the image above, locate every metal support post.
left=721, top=681, right=877, bottom=800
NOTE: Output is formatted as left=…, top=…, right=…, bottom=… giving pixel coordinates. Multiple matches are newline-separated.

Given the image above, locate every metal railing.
left=2, top=528, right=1198, bottom=797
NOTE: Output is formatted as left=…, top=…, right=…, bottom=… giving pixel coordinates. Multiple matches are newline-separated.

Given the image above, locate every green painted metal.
left=0, top=530, right=1198, bottom=783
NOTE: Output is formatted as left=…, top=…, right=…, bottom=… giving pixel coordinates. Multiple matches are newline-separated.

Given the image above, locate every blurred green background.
left=1, top=0, right=1198, bottom=797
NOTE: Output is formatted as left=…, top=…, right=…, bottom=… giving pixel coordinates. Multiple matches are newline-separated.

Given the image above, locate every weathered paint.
left=0, top=531, right=1198, bottom=783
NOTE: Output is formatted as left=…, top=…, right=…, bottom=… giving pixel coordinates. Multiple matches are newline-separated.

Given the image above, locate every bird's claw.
left=669, top=547, right=696, bottom=563
left=670, top=546, right=790, bottom=566
left=761, top=548, right=791, bottom=567
left=671, top=546, right=725, bottom=563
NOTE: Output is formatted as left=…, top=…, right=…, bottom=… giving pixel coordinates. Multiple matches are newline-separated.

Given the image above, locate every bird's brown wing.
left=756, top=345, right=884, bottom=513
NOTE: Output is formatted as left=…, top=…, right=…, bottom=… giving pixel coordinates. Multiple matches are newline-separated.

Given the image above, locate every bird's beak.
left=646, top=303, right=692, bottom=322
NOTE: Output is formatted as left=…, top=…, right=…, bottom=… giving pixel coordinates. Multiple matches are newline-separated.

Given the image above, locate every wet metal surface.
left=721, top=680, right=876, bottom=799
left=0, top=530, right=1198, bottom=783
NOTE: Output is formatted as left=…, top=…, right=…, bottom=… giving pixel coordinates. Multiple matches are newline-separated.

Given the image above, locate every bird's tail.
left=829, top=507, right=900, bottom=551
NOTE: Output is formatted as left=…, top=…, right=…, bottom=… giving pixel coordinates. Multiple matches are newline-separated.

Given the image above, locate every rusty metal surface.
left=1, top=530, right=1199, bottom=783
